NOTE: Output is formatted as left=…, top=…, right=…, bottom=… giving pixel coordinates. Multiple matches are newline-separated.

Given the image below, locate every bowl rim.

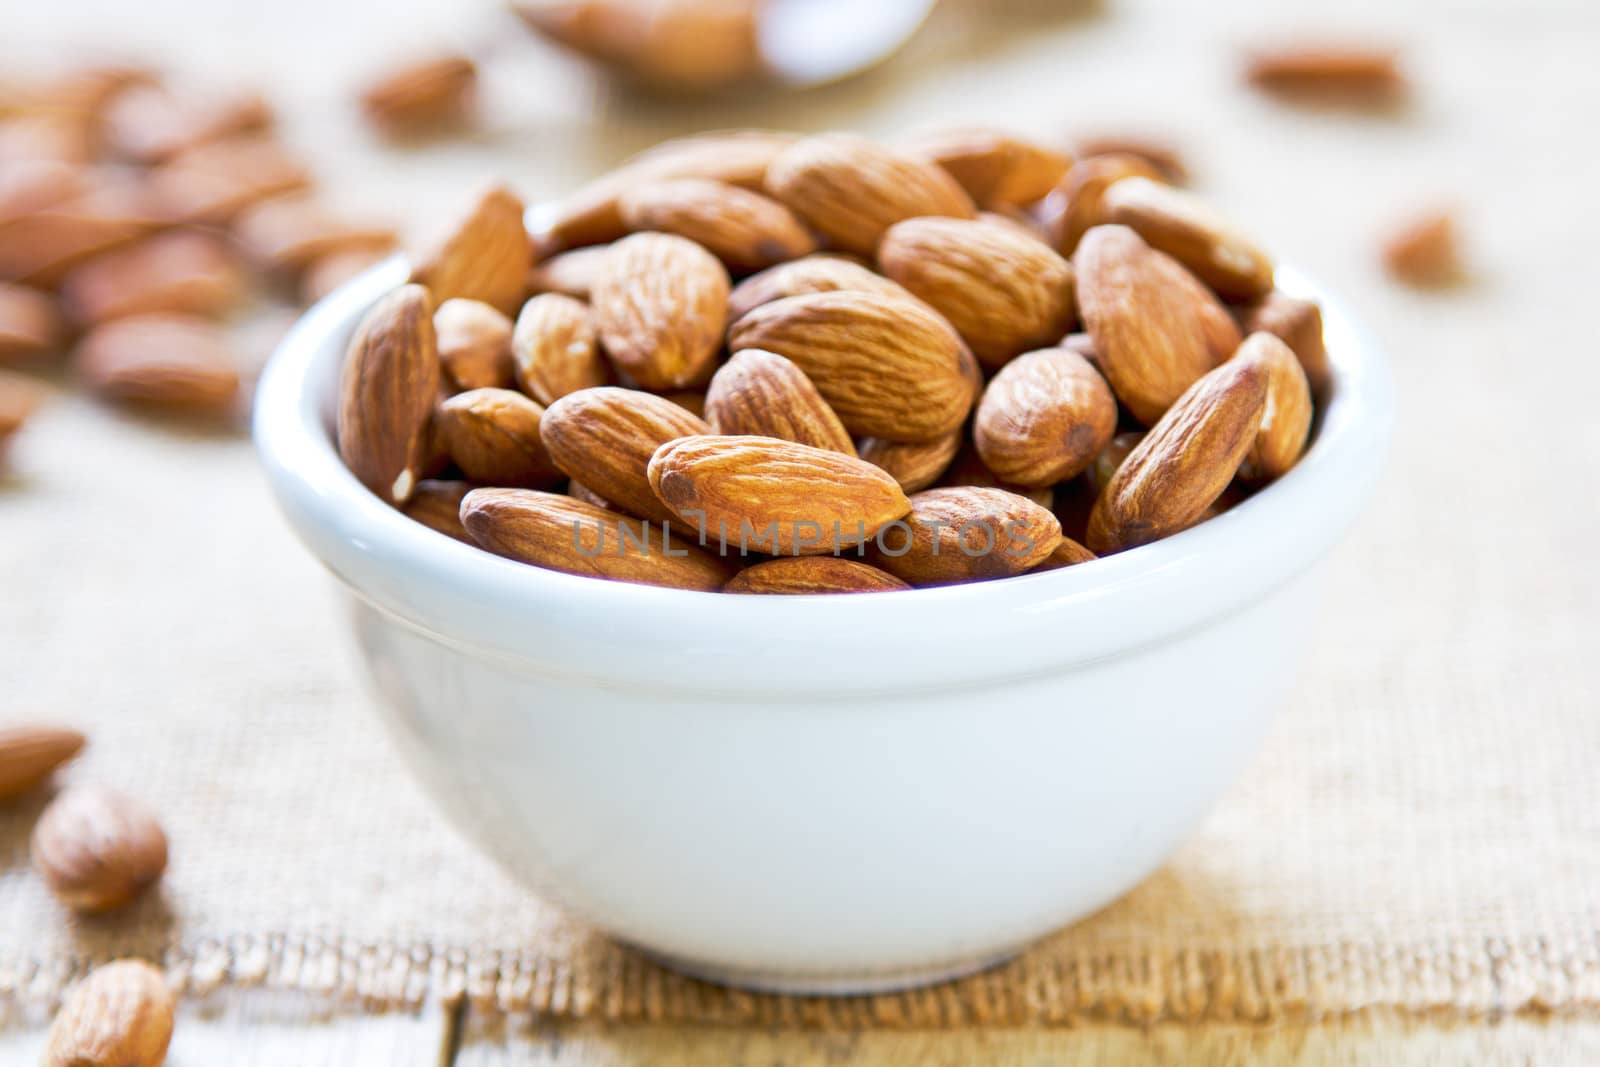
left=253, top=257, right=1394, bottom=695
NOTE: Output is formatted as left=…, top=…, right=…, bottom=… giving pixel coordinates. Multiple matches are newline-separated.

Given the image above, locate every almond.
left=0, top=182, right=159, bottom=288
left=728, top=290, right=971, bottom=442
left=1086, top=430, right=1145, bottom=495
left=1237, top=290, right=1331, bottom=396
left=1076, top=223, right=1241, bottom=425
left=1044, top=153, right=1161, bottom=255
left=301, top=247, right=392, bottom=305
left=359, top=53, right=477, bottom=134
left=567, top=479, right=614, bottom=510
left=590, top=232, right=729, bottom=390
left=1234, top=332, right=1312, bottom=481
left=619, top=178, right=816, bottom=274
left=1033, top=537, right=1098, bottom=572
left=32, top=784, right=168, bottom=912
left=461, top=488, right=732, bottom=591
left=703, top=349, right=854, bottom=455
left=648, top=435, right=910, bottom=555
left=727, top=253, right=912, bottom=323
left=1245, top=44, right=1406, bottom=104
left=1101, top=177, right=1274, bottom=301
left=908, top=127, right=1071, bottom=208
left=434, top=387, right=561, bottom=487
left=1087, top=354, right=1268, bottom=554
left=513, top=0, right=760, bottom=92
left=1381, top=208, right=1462, bottom=287
left=540, top=386, right=710, bottom=523
left=938, top=440, right=1053, bottom=511
left=1073, top=134, right=1188, bottom=184
left=511, top=293, right=607, bottom=405
left=409, top=181, right=532, bottom=315
left=973, top=347, right=1118, bottom=488
left=0, top=159, right=90, bottom=227
left=77, top=314, right=241, bottom=414
left=43, top=959, right=174, bottom=1067
left=856, top=428, right=963, bottom=494
left=878, top=215, right=1076, bottom=369
left=145, top=135, right=312, bottom=224
left=869, top=486, right=1062, bottom=586
left=104, top=85, right=273, bottom=163
left=232, top=195, right=397, bottom=275
left=725, top=557, right=910, bottom=595
left=62, top=231, right=245, bottom=325
left=435, top=298, right=514, bottom=391
left=765, top=132, right=976, bottom=256
left=0, top=113, right=94, bottom=167
left=402, top=479, right=474, bottom=543
left=337, top=284, right=440, bottom=504
left=0, top=282, right=62, bottom=361
left=525, top=245, right=610, bottom=301
left=0, top=725, right=85, bottom=800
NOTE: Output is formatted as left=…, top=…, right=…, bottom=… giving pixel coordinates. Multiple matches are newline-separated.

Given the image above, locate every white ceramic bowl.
left=254, top=258, right=1393, bottom=995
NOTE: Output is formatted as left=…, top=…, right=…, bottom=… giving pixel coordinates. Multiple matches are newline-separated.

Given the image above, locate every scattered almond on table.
left=42, top=959, right=174, bottom=1067
left=1381, top=208, right=1464, bottom=287
left=32, top=782, right=169, bottom=912
left=358, top=53, right=478, bottom=137
left=0, top=724, right=85, bottom=800
left=1244, top=43, right=1408, bottom=106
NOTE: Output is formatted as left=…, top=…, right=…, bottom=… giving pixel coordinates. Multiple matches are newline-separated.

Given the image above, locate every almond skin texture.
left=461, top=488, right=732, bottom=591
left=1087, top=355, right=1269, bottom=554
left=1234, top=332, right=1313, bottom=481
left=878, top=216, right=1076, bottom=369
left=402, top=479, right=474, bottom=543
left=77, top=314, right=241, bottom=415
left=857, top=428, right=963, bottom=494
left=704, top=349, right=855, bottom=455
left=409, top=182, right=531, bottom=315
left=765, top=133, right=976, bottom=256
left=434, top=387, right=562, bottom=487
left=1045, top=153, right=1162, bottom=255
left=728, top=290, right=971, bottom=442
left=43, top=959, right=174, bottom=1067
left=31, top=784, right=169, bottom=913
left=1238, top=290, right=1331, bottom=396
left=618, top=178, right=816, bottom=274
left=540, top=386, right=710, bottom=523
left=0, top=282, right=62, bottom=362
left=908, top=128, right=1071, bottom=208
left=1101, top=177, right=1274, bottom=301
left=869, top=486, right=1062, bottom=586
left=648, top=435, right=910, bottom=556
left=727, top=254, right=912, bottom=323
left=725, top=557, right=910, bottom=595
left=512, top=293, right=608, bottom=405
left=0, top=725, right=85, bottom=800
left=1033, top=536, right=1099, bottom=571
left=1076, top=224, right=1242, bottom=425
left=591, top=232, right=729, bottom=390
left=62, top=231, right=245, bottom=325
left=337, top=284, right=441, bottom=504
left=974, top=347, right=1118, bottom=488
left=435, top=298, right=514, bottom=391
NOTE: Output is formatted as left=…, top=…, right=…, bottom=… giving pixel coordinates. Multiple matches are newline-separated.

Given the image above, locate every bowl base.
left=627, top=942, right=1026, bottom=996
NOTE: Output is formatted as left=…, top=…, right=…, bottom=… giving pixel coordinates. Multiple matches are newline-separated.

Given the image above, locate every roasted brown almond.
left=1032, top=537, right=1098, bottom=572
left=869, top=486, right=1062, bottom=586
left=728, top=290, right=971, bottom=442
left=1381, top=208, right=1462, bottom=287
left=62, top=231, right=245, bottom=325
left=591, top=232, right=729, bottom=390
left=938, top=440, right=1054, bottom=510
left=856, top=428, right=963, bottom=494
left=619, top=178, right=816, bottom=274
left=0, top=282, right=62, bottom=361
left=31, top=784, right=168, bottom=912
left=434, top=387, right=561, bottom=487
left=0, top=112, right=94, bottom=167
left=1087, top=355, right=1269, bottom=554
left=1234, top=332, right=1312, bottom=481
left=0, top=724, right=85, bottom=800
left=525, top=245, right=610, bottom=301
left=878, top=216, right=1076, bottom=369
left=511, top=293, right=607, bottom=404
left=359, top=53, right=477, bottom=134
left=402, top=479, right=474, bottom=543
left=704, top=349, right=854, bottom=455
left=409, top=181, right=532, bottom=315
left=1245, top=44, right=1407, bottom=104
left=0, top=182, right=159, bottom=287
left=435, top=298, right=514, bottom=391
left=461, top=488, right=732, bottom=591
left=909, top=127, right=1071, bottom=208
left=43, top=959, right=174, bottom=1067
left=726, top=254, right=912, bottom=323
left=765, top=132, right=976, bottom=256
left=1074, top=134, right=1189, bottom=184
left=336, top=284, right=441, bottom=504
left=540, top=386, right=710, bottom=523
left=726, top=557, right=910, bottom=595
left=1086, top=430, right=1146, bottom=495
left=145, top=135, right=312, bottom=225
left=512, top=0, right=760, bottom=91
left=104, top=85, right=272, bottom=163
left=0, top=159, right=90, bottom=227
left=233, top=195, right=396, bottom=275
left=1076, top=224, right=1241, bottom=425
left=974, top=347, right=1118, bottom=488
left=1044, top=153, right=1162, bottom=255
left=1237, top=290, right=1331, bottom=396
left=648, top=435, right=910, bottom=555
left=77, top=314, right=241, bottom=414
left=1101, top=177, right=1274, bottom=300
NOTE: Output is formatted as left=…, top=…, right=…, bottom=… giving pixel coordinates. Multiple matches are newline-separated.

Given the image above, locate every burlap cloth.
left=4, top=0, right=1599, bottom=1030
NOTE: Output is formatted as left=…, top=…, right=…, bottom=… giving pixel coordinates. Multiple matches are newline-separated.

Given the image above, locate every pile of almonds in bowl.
left=338, top=128, right=1330, bottom=594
